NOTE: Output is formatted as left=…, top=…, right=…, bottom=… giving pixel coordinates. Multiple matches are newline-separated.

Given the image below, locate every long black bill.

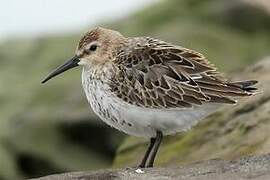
left=41, top=56, right=80, bottom=84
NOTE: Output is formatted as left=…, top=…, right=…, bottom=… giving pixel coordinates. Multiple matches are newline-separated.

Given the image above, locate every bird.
left=42, top=27, right=258, bottom=168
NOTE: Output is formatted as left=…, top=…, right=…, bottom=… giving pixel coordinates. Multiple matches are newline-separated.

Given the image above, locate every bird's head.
left=41, top=27, right=125, bottom=83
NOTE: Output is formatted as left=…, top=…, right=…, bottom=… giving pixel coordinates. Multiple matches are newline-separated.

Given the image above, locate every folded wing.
left=110, top=37, right=257, bottom=109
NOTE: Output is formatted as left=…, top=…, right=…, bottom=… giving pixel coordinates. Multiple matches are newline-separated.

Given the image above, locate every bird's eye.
left=89, top=44, right=97, bottom=51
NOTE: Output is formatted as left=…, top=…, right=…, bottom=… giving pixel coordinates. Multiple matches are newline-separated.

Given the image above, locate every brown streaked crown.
left=78, top=27, right=100, bottom=50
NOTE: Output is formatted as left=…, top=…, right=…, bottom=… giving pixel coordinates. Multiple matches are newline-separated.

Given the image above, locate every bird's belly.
left=113, top=101, right=219, bottom=138
left=82, top=76, right=219, bottom=138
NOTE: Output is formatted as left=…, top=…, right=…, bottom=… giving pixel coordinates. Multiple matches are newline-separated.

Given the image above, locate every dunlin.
left=42, top=27, right=257, bottom=168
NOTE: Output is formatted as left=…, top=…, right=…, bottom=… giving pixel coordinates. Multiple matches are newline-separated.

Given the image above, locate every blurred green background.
left=1, top=0, right=270, bottom=179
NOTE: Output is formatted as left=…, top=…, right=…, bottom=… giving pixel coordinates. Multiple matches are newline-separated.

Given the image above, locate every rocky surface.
left=33, top=153, right=270, bottom=180
left=243, top=0, right=270, bottom=14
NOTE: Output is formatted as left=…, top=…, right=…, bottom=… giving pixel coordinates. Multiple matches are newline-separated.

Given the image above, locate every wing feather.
left=111, top=37, right=254, bottom=109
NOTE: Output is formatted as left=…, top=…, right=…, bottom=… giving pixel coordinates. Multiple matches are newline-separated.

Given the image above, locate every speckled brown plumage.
left=109, top=37, right=257, bottom=109
left=78, top=28, right=100, bottom=49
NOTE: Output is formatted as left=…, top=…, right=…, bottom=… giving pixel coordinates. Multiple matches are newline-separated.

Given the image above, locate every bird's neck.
left=82, top=62, right=117, bottom=83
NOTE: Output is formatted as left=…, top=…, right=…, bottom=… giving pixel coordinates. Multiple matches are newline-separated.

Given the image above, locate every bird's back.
left=110, top=37, right=257, bottom=109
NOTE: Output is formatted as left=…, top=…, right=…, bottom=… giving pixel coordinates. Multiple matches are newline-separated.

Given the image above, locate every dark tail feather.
left=229, top=80, right=258, bottom=93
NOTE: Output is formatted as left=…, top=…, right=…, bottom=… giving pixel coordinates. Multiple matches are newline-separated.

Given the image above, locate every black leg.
left=146, top=131, right=163, bottom=168
left=138, top=138, right=156, bottom=168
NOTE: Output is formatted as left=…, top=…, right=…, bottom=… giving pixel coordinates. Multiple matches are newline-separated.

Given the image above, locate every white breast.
left=81, top=67, right=221, bottom=138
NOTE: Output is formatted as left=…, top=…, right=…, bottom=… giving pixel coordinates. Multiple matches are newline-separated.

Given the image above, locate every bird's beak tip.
left=41, top=56, right=79, bottom=84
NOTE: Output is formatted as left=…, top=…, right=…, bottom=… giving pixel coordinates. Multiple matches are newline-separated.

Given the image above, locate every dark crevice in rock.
left=17, top=153, right=65, bottom=179
left=58, top=121, right=125, bottom=159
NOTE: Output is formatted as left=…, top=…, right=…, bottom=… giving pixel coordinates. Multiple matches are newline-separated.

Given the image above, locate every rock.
left=113, top=57, right=270, bottom=168
left=32, top=153, right=270, bottom=180
left=242, top=0, right=270, bottom=14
